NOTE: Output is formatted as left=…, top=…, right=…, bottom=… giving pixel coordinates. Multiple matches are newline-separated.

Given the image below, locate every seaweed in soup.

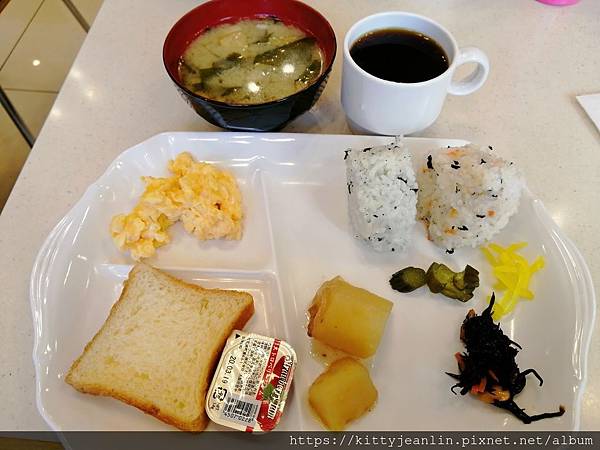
left=179, top=19, right=323, bottom=105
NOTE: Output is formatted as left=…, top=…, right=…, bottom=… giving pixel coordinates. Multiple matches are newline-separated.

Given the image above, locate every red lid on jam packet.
left=206, top=330, right=297, bottom=432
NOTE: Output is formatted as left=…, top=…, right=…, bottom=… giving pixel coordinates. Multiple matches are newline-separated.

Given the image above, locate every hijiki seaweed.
left=447, top=294, right=565, bottom=424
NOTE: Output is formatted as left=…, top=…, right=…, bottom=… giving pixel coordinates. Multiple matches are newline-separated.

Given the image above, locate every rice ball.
left=417, top=144, right=523, bottom=251
left=345, top=141, right=418, bottom=253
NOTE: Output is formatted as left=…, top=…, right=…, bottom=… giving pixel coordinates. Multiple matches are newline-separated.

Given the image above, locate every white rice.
left=417, top=144, right=523, bottom=251
left=345, top=141, right=418, bottom=252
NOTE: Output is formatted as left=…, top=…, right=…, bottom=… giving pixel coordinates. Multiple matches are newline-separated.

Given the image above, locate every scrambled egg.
left=110, top=152, right=243, bottom=260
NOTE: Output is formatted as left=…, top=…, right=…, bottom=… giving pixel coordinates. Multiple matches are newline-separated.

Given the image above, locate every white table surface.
left=0, top=0, right=598, bottom=431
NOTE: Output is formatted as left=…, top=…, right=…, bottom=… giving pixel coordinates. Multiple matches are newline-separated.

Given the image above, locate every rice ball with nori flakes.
left=417, top=144, right=523, bottom=250
left=345, top=141, right=418, bottom=252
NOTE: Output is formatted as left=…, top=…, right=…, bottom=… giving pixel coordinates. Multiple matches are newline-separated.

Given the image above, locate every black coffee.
left=350, top=28, right=449, bottom=83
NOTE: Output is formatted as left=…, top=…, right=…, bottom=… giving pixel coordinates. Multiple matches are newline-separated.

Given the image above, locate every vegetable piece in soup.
left=178, top=19, right=323, bottom=105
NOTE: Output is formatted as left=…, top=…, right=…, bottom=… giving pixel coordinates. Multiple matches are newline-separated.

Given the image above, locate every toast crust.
left=65, top=263, right=254, bottom=432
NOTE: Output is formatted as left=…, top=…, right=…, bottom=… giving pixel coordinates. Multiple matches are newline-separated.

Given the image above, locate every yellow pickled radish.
left=507, top=242, right=528, bottom=252
left=531, top=256, right=545, bottom=272
left=520, top=288, right=534, bottom=300
left=481, top=242, right=545, bottom=320
left=481, top=247, right=497, bottom=265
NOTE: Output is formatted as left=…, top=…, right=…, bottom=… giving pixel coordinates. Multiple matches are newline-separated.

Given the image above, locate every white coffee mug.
left=341, top=12, right=489, bottom=135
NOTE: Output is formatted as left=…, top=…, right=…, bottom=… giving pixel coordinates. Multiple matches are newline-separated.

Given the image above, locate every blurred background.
left=0, top=0, right=103, bottom=211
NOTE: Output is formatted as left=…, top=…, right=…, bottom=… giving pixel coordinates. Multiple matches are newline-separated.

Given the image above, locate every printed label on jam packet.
left=206, top=330, right=297, bottom=432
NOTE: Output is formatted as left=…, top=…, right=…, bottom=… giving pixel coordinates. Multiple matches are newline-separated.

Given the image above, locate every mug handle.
left=448, top=47, right=490, bottom=96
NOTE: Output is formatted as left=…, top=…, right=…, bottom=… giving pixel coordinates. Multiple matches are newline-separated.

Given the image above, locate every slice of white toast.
left=65, top=263, right=254, bottom=431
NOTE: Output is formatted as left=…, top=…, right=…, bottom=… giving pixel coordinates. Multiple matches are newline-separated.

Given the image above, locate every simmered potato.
left=307, top=276, right=393, bottom=358
left=308, top=357, right=377, bottom=431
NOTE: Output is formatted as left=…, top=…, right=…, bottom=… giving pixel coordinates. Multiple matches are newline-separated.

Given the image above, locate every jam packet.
left=206, top=330, right=297, bottom=432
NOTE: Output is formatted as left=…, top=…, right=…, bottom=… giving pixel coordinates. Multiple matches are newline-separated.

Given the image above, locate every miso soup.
left=179, top=19, right=323, bottom=105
